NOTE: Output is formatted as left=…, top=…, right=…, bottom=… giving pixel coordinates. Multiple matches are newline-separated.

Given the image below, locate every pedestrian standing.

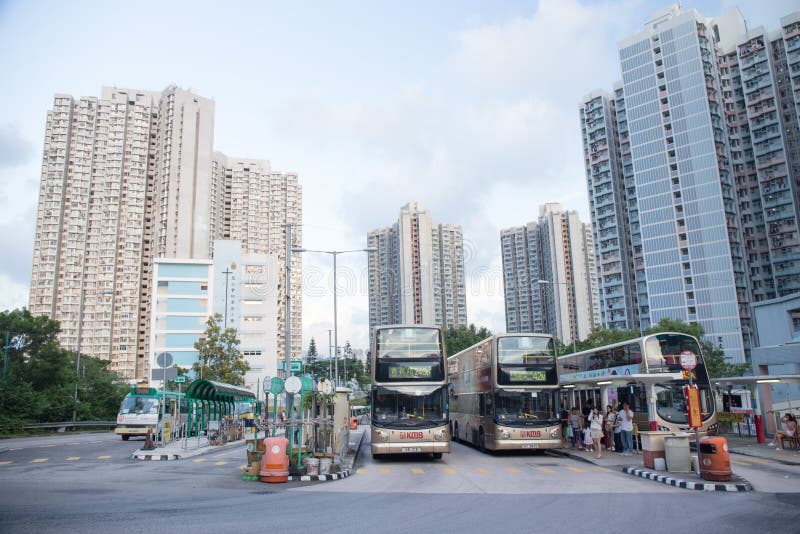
left=588, top=407, right=604, bottom=458
left=559, top=408, right=570, bottom=447
left=619, top=402, right=634, bottom=455
left=568, top=408, right=583, bottom=449
left=603, top=405, right=613, bottom=450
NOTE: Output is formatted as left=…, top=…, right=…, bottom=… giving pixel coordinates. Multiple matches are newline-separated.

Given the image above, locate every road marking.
left=732, top=460, right=752, bottom=467
left=567, top=466, right=587, bottom=473
left=0, top=461, right=12, bottom=465
left=535, top=466, right=554, bottom=473
left=411, top=467, right=425, bottom=474
left=505, top=467, right=522, bottom=473
left=593, top=466, right=614, bottom=473
left=742, top=458, right=769, bottom=465
left=378, top=468, right=391, bottom=475
left=356, top=468, right=369, bottom=474
left=475, top=467, right=490, bottom=474
left=31, top=458, right=48, bottom=463
left=193, top=459, right=207, bottom=463
left=215, top=461, right=228, bottom=466
left=97, top=455, right=111, bottom=460
left=66, top=457, right=80, bottom=461
left=39, top=445, right=55, bottom=448
left=442, top=467, right=457, bottom=474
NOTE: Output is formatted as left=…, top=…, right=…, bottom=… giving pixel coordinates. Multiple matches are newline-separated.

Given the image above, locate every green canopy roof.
left=185, top=379, right=255, bottom=402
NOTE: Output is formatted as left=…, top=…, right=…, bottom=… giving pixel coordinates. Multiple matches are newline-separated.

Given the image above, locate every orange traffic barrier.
left=350, top=417, right=358, bottom=430
left=259, top=437, right=289, bottom=483
left=698, top=436, right=731, bottom=482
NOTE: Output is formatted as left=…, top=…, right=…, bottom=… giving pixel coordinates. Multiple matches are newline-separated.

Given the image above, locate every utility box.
left=332, top=387, right=352, bottom=456
left=664, top=433, right=692, bottom=473
left=638, top=431, right=671, bottom=469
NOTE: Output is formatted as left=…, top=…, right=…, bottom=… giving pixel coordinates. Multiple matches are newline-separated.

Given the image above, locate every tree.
left=444, top=324, right=492, bottom=356
left=192, top=314, right=249, bottom=385
left=307, top=338, right=318, bottom=365
left=645, top=318, right=750, bottom=378
left=569, top=327, right=640, bottom=354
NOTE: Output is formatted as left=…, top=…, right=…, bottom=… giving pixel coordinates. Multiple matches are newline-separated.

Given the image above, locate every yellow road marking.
left=743, top=458, right=769, bottom=465
left=593, top=466, right=614, bottom=472
left=475, top=467, right=490, bottom=474
left=31, top=458, right=48, bottom=463
left=66, top=457, right=80, bottom=461
left=97, top=455, right=111, bottom=460
left=505, top=467, right=522, bottom=473
left=356, top=468, right=368, bottom=474
left=443, top=467, right=457, bottom=474
left=193, top=459, right=206, bottom=463
left=0, top=461, right=12, bottom=465
left=411, top=467, right=425, bottom=474
left=215, top=461, right=228, bottom=466
left=732, top=460, right=752, bottom=467
left=378, top=468, right=391, bottom=475
left=567, top=466, right=586, bottom=473
left=535, top=466, right=554, bottom=473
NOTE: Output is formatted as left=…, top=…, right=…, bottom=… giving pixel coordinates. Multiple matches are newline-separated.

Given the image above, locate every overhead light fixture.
left=756, top=378, right=780, bottom=384
left=596, top=380, right=613, bottom=385
left=562, top=384, right=576, bottom=389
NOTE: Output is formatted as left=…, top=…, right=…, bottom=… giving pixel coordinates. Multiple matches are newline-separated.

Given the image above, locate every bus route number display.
left=683, top=384, right=702, bottom=428
left=508, top=370, right=546, bottom=382
left=389, top=365, right=432, bottom=379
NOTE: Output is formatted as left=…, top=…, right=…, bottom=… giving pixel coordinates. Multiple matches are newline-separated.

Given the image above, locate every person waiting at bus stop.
left=619, top=402, right=634, bottom=455
left=568, top=408, right=583, bottom=449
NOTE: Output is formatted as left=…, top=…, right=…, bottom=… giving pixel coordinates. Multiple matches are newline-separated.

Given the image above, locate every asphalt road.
left=1, top=432, right=798, bottom=533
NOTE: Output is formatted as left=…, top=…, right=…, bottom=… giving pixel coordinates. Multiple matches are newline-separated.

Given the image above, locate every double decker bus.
left=557, top=332, right=717, bottom=435
left=370, top=325, right=450, bottom=459
left=448, top=333, right=561, bottom=451
left=114, top=386, right=187, bottom=440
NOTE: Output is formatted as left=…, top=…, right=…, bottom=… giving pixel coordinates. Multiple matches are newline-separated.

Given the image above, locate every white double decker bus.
left=448, top=334, right=562, bottom=452
left=370, top=325, right=450, bottom=459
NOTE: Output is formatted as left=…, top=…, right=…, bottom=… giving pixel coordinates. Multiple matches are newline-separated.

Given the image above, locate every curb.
left=286, top=429, right=366, bottom=483
left=728, top=447, right=800, bottom=467
left=131, top=453, right=181, bottom=461
left=622, top=466, right=753, bottom=492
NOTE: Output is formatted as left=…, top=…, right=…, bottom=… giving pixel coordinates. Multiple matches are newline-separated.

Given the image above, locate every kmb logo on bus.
left=399, top=432, right=424, bottom=440
left=520, top=430, right=541, bottom=438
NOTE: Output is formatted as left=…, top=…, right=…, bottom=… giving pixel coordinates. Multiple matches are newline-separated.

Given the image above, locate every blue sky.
left=0, top=0, right=797, bottom=353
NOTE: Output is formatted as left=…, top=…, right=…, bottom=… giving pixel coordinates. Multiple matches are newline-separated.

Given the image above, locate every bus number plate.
left=401, top=447, right=422, bottom=453
left=521, top=443, right=538, bottom=449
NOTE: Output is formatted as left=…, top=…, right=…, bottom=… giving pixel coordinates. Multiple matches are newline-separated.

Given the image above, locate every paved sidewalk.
left=724, top=433, right=800, bottom=466
left=131, top=435, right=246, bottom=460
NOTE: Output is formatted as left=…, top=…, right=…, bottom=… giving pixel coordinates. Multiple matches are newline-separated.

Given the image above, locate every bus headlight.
left=502, top=431, right=511, bottom=439
left=434, top=431, right=443, bottom=440
left=379, top=431, right=388, bottom=442
left=550, top=429, right=559, bottom=438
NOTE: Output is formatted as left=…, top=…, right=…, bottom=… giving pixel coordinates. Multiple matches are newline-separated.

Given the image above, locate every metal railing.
left=22, top=421, right=116, bottom=430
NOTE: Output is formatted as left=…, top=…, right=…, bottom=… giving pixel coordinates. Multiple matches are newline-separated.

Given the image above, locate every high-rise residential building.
left=501, top=203, right=600, bottom=346
left=580, top=5, right=800, bottom=363
left=367, top=202, right=467, bottom=330
left=29, top=85, right=302, bottom=382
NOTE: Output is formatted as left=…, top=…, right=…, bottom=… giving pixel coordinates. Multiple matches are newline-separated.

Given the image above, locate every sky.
left=0, top=0, right=797, bottom=355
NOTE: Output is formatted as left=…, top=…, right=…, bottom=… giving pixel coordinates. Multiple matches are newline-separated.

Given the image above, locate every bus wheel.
left=478, top=429, right=486, bottom=452
left=121, top=435, right=129, bottom=441
left=432, top=452, right=443, bottom=460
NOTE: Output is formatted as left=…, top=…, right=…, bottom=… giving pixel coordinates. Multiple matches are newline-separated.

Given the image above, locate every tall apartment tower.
left=501, top=203, right=600, bottom=346
left=29, top=86, right=302, bottom=381
left=580, top=6, right=800, bottom=362
left=367, top=202, right=467, bottom=330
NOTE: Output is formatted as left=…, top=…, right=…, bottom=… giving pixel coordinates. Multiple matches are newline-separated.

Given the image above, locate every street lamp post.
left=293, top=247, right=376, bottom=386
left=537, top=279, right=577, bottom=353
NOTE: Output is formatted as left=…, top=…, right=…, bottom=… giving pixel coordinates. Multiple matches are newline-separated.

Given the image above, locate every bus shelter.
left=185, top=379, right=256, bottom=438
left=710, top=374, right=800, bottom=443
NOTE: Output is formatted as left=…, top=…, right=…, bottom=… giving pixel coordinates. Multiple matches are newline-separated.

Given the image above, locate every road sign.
left=262, top=376, right=272, bottom=393
left=151, top=367, right=177, bottom=381
left=269, top=377, right=284, bottom=395
left=684, top=384, right=702, bottom=428
left=156, top=352, right=173, bottom=368
left=285, top=376, right=302, bottom=394
left=680, top=350, right=697, bottom=370
left=174, top=375, right=186, bottom=384
left=290, top=360, right=303, bottom=373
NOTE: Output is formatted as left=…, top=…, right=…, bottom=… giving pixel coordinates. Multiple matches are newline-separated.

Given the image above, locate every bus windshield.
left=372, top=386, right=447, bottom=427
left=120, top=395, right=160, bottom=415
left=494, top=390, right=557, bottom=425
left=497, top=336, right=557, bottom=385
left=376, top=327, right=442, bottom=359
left=645, top=333, right=704, bottom=375
left=654, top=382, right=714, bottom=423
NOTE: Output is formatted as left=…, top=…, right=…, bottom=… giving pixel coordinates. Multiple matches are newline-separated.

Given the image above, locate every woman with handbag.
left=588, top=407, right=604, bottom=459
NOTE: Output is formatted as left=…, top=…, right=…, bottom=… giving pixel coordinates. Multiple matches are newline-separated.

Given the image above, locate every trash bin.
left=638, top=431, right=670, bottom=469
left=699, top=436, right=731, bottom=482
left=259, top=437, right=289, bottom=483
left=664, top=433, right=692, bottom=473
left=350, top=417, right=359, bottom=430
